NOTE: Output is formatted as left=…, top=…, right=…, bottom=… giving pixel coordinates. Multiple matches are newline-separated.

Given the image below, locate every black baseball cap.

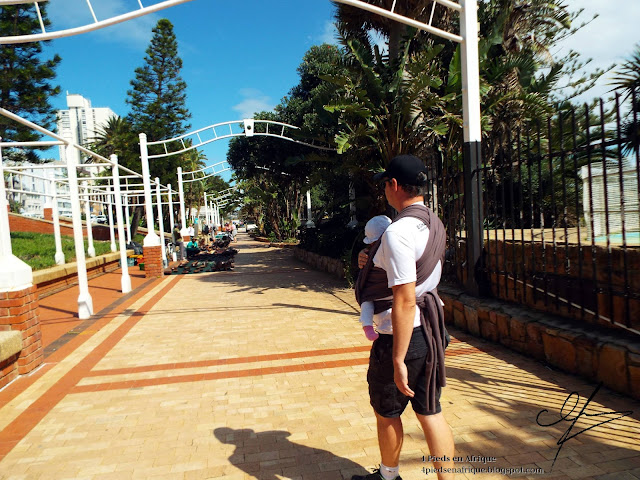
left=373, top=154, right=427, bottom=186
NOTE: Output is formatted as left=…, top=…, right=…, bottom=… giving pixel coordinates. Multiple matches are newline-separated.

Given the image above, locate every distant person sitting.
left=186, top=238, right=200, bottom=259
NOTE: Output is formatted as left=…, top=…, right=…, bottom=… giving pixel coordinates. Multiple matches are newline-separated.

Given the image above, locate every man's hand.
left=391, top=282, right=417, bottom=398
left=358, top=248, right=369, bottom=269
left=394, top=361, right=414, bottom=397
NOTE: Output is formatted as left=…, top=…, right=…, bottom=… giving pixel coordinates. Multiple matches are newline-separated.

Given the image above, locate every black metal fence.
left=424, top=93, right=640, bottom=336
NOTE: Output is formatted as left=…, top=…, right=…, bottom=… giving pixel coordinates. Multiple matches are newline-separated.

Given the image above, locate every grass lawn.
left=10, top=231, right=115, bottom=271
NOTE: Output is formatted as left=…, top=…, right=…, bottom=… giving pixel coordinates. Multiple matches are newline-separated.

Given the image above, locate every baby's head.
left=363, top=215, right=392, bottom=244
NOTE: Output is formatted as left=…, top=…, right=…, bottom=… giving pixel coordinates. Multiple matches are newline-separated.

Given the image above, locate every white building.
left=56, top=93, right=116, bottom=165
left=6, top=161, right=72, bottom=218
left=581, top=162, right=639, bottom=242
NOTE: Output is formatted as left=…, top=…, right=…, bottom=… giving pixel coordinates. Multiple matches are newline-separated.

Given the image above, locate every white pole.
left=66, top=145, right=93, bottom=319
left=156, top=177, right=167, bottom=267
left=124, top=195, right=132, bottom=243
left=0, top=140, right=33, bottom=291
left=167, top=183, right=177, bottom=261
left=460, top=0, right=484, bottom=295
left=83, top=180, right=96, bottom=257
left=177, top=166, right=188, bottom=236
left=107, top=188, right=116, bottom=252
left=305, top=190, right=315, bottom=228
left=111, top=155, right=131, bottom=293
left=168, top=183, right=175, bottom=231
left=139, top=133, right=160, bottom=247
left=203, top=192, right=208, bottom=226
left=460, top=0, right=482, bottom=145
left=52, top=186, right=65, bottom=265
left=209, top=196, right=214, bottom=226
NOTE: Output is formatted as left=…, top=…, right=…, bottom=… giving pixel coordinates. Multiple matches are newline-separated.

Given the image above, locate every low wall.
left=294, top=248, right=640, bottom=401
left=439, top=283, right=640, bottom=401
left=253, top=236, right=300, bottom=249
left=293, top=248, right=345, bottom=279
left=33, top=251, right=132, bottom=298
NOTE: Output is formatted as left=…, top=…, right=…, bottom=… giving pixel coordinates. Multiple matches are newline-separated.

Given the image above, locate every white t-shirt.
left=370, top=202, right=442, bottom=334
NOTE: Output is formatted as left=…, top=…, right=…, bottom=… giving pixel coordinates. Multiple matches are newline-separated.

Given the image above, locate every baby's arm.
left=359, top=301, right=379, bottom=341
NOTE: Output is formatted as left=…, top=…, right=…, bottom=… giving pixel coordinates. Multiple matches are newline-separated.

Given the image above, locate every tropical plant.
left=610, top=44, right=640, bottom=156
left=181, top=147, right=207, bottom=224
left=88, top=116, right=140, bottom=171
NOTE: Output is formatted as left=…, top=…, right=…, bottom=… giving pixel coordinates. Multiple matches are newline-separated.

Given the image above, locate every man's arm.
left=391, top=282, right=416, bottom=397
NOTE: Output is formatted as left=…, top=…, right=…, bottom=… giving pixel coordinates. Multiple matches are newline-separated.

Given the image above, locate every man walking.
left=354, top=155, right=455, bottom=480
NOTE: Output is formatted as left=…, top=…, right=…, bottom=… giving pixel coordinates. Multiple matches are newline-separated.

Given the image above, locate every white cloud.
left=47, top=0, right=158, bottom=49
left=320, top=20, right=339, bottom=45
left=554, top=2, right=640, bottom=102
left=232, top=89, right=275, bottom=119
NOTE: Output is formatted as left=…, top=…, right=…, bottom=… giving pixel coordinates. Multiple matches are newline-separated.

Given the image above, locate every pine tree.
left=126, top=18, right=191, bottom=187
left=0, top=4, right=61, bottom=162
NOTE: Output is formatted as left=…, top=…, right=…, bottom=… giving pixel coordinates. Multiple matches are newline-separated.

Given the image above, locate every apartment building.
left=56, top=93, right=116, bottom=165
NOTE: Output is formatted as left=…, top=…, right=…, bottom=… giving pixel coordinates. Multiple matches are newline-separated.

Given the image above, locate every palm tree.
left=334, top=0, right=455, bottom=65
left=87, top=116, right=145, bottom=238
left=610, top=44, right=640, bottom=156
left=181, top=148, right=207, bottom=224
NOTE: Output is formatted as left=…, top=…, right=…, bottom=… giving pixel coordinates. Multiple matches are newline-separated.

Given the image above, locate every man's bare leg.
left=375, top=411, right=404, bottom=468
left=415, top=412, right=455, bottom=480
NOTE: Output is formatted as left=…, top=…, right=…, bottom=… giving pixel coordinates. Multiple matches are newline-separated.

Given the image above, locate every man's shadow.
left=214, top=427, right=369, bottom=480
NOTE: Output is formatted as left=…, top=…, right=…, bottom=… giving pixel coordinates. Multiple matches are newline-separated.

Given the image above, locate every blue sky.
left=39, top=0, right=640, bottom=182
left=43, top=0, right=338, bottom=181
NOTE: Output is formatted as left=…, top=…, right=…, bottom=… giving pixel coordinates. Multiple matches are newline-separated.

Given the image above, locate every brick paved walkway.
left=0, top=234, right=639, bottom=480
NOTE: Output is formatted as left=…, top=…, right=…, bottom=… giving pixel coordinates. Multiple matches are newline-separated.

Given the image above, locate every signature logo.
left=536, top=382, right=633, bottom=471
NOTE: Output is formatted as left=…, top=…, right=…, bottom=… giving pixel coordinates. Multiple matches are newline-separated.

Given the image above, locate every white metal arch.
left=0, top=0, right=198, bottom=44
left=212, top=186, right=238, bottom=201
left=182, top=160, right=231, bottom=183
left=333, top=0, right=463, bottom=43
left=145, top=119, right=334, bottom=160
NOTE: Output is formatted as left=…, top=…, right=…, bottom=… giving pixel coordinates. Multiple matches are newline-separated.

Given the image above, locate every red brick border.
left=0, top=286, right=43, bottom=375
left=143, top=245, right=164, bottom=278
left=0, top=353, right=19, bottom=389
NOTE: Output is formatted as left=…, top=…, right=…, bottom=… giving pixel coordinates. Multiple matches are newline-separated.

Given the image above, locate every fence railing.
left=425, top=92, right=640, bottom=336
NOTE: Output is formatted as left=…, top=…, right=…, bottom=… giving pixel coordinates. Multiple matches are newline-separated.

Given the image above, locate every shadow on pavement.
left=442, top=329, right=640, bottom=474
left=195, top=243, right=348, bottom=295
left=214, top=427, right=369, bottom=480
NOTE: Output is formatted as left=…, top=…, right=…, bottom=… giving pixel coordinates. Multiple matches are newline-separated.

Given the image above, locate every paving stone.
left=0, top=234, right=639, bottom=480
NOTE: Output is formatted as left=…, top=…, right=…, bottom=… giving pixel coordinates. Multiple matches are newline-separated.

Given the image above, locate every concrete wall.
left=293, top=249, right=640, bottom=401
left=8, top=213, right=113, bottom=241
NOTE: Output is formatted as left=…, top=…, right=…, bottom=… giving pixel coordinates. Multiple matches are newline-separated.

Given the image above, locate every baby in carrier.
left=357, top=215, right=392, bottom=341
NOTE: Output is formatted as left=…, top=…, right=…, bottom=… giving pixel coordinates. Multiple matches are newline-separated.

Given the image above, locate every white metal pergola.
left=177, top=160, right=232, bottom=233
left=1, top=0, right=483, bottom=292
left=0, top=106, right=186, bottom=318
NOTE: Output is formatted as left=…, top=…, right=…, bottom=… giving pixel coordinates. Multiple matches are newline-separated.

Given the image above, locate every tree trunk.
left=130, top=205, right=144, bottom=240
